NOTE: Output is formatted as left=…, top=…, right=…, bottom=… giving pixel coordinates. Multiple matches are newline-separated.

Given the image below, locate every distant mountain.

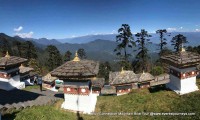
left=1, top=32, right=200, bottom=62
left=26, top=38, right=61, bottom=46
left=13, top=32, right=200, bottom=47
left=57, top=34, right=117, bottom=43
left=55, top=39, right=160, bottom=62
left=56, top=32, right=200, bottom=46
left=55, top=39, right=118, bottom=61
left=149, top=32, right=200, bottom=47
left=0, top=33, right=46, bottom=50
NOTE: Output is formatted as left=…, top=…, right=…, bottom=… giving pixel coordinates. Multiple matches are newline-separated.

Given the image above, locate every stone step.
left=0, top=104, right=3, bottom=109
left=27, top=100, right=34, bottom=107
left=11, top=103, right=18, bottom=108
left=23, top=101, right=30, bottom=108
left=0, top=104, right=6, bottom=112
left=4, top=104, right=13, bottom=109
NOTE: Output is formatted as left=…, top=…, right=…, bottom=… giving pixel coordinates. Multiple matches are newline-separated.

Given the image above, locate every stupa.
left=0, top=52, right=27, bottom=90
left=51, top=51, right=100, bottom=113
left=19, top=64, right=34, bottom=85
left=161, top=45, right=200, bottom=95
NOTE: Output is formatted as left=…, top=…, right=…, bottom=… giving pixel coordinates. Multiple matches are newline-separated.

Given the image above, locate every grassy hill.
left=3, top=79, right=200, bottom=120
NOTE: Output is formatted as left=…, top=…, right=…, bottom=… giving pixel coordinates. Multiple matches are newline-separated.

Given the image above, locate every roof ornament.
left=180, top=43, right=186, bottom=52
left=121, top=67, right=124, bottom=74
left=19, top=64, right=24, bottom=68
left=5, top=51, right=10, bottom=58
left=72, top=51, right=80, bottom=62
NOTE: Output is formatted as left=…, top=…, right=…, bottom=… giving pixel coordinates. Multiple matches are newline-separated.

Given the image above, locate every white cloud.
left=71, top=35, right=77, bottom=38
left=167, top=27, right=177, bottom=31
left=15, top=31, right=34, bottom=38
left=110, top=30, right=117, bottom=34
left=195, top=29, right=200, bottom=32
left=14, top=26, right=23, bottom=32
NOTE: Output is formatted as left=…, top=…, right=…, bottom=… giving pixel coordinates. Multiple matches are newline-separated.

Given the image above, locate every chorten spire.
left=121, top=67, right=124, bottom=74
left=19, top=64, right=24, bottom=68
left=72, top=51, right=80, bottom=62
left=5, top=51, right=10, bottom=58
left=180, top=43, right=186, bottom=52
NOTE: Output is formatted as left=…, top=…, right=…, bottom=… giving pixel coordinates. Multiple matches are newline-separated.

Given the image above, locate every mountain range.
left=25, top=32, right=200, bottom=46
left=1, top=32, right=200, bottom=62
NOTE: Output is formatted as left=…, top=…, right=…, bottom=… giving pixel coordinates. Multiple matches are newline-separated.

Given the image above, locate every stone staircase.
left=0, top=89, right=63, bottom=114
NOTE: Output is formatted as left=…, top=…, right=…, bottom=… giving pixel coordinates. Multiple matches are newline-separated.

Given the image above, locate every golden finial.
left=72, top=51, right=80, bottom=62
left=19, top=64, right=24, bottom=68
left=180, top=43, right=186, bottom=52
left=5, top=51, right=10, bottom=58
left=121, top=67, right=124, bottom=74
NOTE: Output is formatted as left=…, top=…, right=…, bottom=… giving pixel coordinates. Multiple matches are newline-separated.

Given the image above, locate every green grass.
left=2, top=79, right=200, bottom=120
left=22, top=85, right=40, bottom=91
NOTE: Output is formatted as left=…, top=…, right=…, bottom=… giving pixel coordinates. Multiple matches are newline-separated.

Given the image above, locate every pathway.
left=0, top=88, right=63, bottom=114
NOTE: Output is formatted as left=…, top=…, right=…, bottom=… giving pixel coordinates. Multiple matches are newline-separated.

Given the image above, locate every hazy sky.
left=0, top=0, right=200, bottom=39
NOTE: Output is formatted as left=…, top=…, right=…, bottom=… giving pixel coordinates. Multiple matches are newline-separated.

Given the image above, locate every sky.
left=0, top=0, right=200, bottom=39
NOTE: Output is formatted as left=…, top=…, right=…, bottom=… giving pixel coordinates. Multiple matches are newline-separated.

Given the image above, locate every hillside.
left=0, top=33, right=160, bottom=62
left=1, top=32, right=200, bottom=62
left=26, top=38, right=61, bottom=46
left=0, top=33, right=46, bottom=50
left=3, top=79, right=200, bottom=120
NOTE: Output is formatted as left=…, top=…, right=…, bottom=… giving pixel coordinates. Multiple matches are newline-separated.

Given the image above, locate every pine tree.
left=22, top=41, right=37, bottom=59
left=171, top=34, right=188, bottom=52
left=45, top=45, right=62, bottom=71
left=156, top=29, right=169, bottom=55
left=114, top=24, right=135, bottom=62
left=64, top=50, right=72, bottom=62
left=77, top=48, right=86, bottom=59
left=98, top=61, right=111, bottom=84
left=135, top=29, right=151, bottom=72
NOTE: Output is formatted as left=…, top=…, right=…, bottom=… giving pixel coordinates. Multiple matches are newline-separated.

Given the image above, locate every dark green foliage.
left=118, top=61, right=132, bottom=70
left=171, top=34, right=188, bottom=52
left=150, top=66, right=164, bottom=76
left=98, top=61, right=111, bottom=84
left=156, top=29, right=169, bottom=55
left=0, top=37, right=12, bottom=56
left=161, top=47, right=173, bottom=55
left=114, top=24, right=135, bottom=62
left=134, top=29, right=152, bottom=72
left=12, top=40, right=23, bottom=57
left=187, top=45, right=200, bottom=54
left=77, top=48, right=86, bottom=59
left=28, top=58, right=42, bottom=74
left=45, top=45, right=62, bottom=71
left=21, top=41, right=38, bottom=59
left=64, top=50, right=72, bottom=62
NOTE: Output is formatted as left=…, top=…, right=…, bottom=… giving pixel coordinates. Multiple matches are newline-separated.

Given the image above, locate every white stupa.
left=51, top=51, right=100, bottom=113
left=161, top=46, right=200, bottom=95
left=0, top=52, right=27, bottom=91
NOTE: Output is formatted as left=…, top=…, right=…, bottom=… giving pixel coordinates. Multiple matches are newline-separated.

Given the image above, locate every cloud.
left=15, top=31, right=34, bottom=38
left=14, top=26, right=23, bottom=32
left=195, top=29, right=200, bottom=32
left=110, top=30, right=117, bottom=34
left=167, top=27, right=177, bottom=31
left=167, top=27, right=184, bottom=32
